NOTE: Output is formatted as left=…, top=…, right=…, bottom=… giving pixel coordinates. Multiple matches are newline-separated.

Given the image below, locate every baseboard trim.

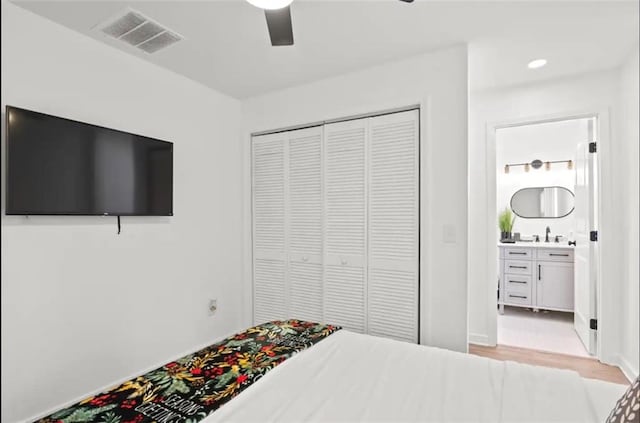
left=618, top=355, right=639, bottom=383
left=469, top=333, right=491, bottom=346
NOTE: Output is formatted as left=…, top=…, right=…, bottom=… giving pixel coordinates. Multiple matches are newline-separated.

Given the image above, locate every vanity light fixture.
left=503, top=158, right=574, bottom=173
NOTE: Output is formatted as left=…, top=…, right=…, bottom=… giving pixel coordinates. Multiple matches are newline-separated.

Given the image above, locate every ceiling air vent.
left=96, top=9, right=183, bottom=54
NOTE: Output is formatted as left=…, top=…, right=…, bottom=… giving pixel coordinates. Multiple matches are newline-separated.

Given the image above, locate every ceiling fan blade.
left=398, top=0, right=414, bottom=2
left=264, top=6, right=294, bottom=46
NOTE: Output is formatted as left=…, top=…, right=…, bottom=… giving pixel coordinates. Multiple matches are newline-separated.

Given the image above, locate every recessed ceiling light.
left=246, top=0, right=293, bottom=9
left=528, top=59, right=547, bottom=69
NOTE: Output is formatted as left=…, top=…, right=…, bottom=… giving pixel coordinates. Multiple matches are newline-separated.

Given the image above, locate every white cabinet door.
left=252, top=133, right=287, bottom=324
left=537, top=261, right=574, bottom=311
left=287, top=126, right=324, bottom=323
left=367, top=110, right=419, bottom=343
left=323, top=118, right=367, bottom=333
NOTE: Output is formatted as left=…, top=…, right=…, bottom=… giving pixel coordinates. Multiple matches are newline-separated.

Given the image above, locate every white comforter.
left=205, top=330, right=621, bottom=423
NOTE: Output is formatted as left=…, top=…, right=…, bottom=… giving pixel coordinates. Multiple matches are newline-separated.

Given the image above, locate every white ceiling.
left=13, top=0, right=639, bottom=99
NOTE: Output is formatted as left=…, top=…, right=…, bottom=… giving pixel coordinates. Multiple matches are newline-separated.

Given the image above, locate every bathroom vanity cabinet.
left=498, top=244, right=575, bottom=314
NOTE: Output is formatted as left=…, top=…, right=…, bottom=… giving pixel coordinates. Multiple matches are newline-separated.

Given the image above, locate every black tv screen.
left=5, top=106, right=173, bottom=216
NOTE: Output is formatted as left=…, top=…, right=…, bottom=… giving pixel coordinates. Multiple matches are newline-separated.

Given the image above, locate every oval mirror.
left=510, top=186, right=575, bottom=219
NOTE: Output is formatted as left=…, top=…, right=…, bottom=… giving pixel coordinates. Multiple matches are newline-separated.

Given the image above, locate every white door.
left=252, top=133, right=288, bottom=324
left=573, top=119, right=597, bottom=354
left=323, top=118, right=367, bottom=333
left=287, top=126, right=324, bottom=323
left=367, top=110, right=419, bottom=343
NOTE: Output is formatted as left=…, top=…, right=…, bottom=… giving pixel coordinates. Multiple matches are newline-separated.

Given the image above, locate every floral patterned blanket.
left=36, top=320, right=341, bottom=423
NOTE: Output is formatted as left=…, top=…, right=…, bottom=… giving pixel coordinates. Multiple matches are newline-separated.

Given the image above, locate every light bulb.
left=567, top=160, right=573, bottom=170
left=545, top=161, right=551, bottom=170
left=524, top=163, right=530, bottom=172
left=504, top=165, right=510, bottom=174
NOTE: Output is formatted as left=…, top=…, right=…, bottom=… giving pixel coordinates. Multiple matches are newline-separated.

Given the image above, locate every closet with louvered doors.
left=251, top=109, right=419, bottom=343
left=252, top=126, right=324, bottom=325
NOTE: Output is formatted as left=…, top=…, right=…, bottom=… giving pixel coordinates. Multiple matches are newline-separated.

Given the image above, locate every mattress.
left=583, top=378, right=628, bottom=422
left=206, top=330, right=625, bottom=422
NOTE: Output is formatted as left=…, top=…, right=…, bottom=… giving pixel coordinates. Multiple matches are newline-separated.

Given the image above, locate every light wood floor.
left=469, top=344, right=629, bottom=385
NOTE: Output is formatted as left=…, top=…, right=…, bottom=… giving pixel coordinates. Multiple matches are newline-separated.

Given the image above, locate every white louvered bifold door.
left=367, top=110, right=419, bottom=343
left=252, top=133, right=287, bottom=324
left=287, top=126, right=324, bottom=323
left=323, top=119, right=368, bottom=333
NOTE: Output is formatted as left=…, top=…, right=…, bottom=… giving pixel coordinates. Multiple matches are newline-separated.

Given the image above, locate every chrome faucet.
left=545, top=226, right=551, bottom=243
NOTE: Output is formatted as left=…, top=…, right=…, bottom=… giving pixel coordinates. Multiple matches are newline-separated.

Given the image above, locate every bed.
left=37, top=320, right=629, bottom=423
left=208, top=329, right=628, bottom=423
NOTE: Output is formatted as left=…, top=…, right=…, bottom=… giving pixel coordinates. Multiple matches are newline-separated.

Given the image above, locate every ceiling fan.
left=247, top=0, right=414, bottom=46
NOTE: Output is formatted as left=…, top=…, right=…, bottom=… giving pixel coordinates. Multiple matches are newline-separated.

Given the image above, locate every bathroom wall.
left=495, top=118, right=590, bottom=240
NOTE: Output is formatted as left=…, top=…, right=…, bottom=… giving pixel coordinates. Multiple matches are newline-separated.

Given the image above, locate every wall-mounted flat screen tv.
left=5, top=106, right=173, bottom=216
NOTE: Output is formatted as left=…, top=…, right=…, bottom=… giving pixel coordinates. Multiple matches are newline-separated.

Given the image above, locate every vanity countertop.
left=497, top=241, right=575, bottom=249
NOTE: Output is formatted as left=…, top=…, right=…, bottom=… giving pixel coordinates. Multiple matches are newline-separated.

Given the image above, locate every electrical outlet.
left=208, top=299, right=217, bottom=316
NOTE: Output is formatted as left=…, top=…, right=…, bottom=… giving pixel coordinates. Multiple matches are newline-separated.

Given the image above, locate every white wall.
left=496, top=119, right=588, bottom=239
left=1, top=3, right=245, bottom=422
left=242, top=45, right=469, bottom=352
left=616, top=45, right=639, bottom=380
left=468, top=68, right=635, bottom=375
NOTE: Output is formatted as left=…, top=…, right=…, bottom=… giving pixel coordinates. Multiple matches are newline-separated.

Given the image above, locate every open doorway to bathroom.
left=495, top=116, right=598, bottom=358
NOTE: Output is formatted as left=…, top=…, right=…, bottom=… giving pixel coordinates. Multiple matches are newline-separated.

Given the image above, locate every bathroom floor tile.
left=497, top=306, right=590, bottom=357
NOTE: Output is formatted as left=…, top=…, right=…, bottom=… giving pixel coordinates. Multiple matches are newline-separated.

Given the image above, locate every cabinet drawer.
left=537, top=249, right=574, bottom=262
left=502, top=248, right=533, bottom=260
left=505, top=291, right=531, bottom=306
left=505, top=274, right=532, bottom=294
left=504, top=260, right=533, bottom=275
